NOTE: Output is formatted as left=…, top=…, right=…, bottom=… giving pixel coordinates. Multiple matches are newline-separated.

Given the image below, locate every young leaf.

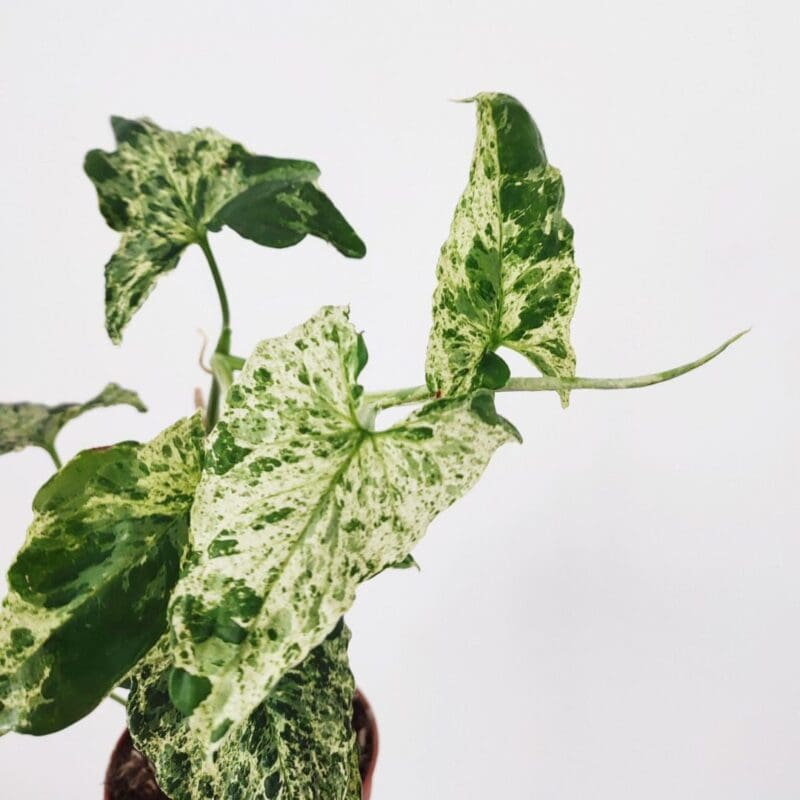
left=169, top=306, right=518, bottom=744
left=0, top=383, right=146, bottom=461
left=128, top=623, right=361, bottom=800
left=0, top=413, right=204, bottom=735
left=85, top=118, right=366, bottom=343
left=426, top=93, right=580, bottom=405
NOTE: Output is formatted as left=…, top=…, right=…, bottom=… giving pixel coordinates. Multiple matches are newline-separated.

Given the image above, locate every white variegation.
left=128, top=624, right=361, bottom=800
left=426, top=93, right=580, bottom=405
left=85, top=118, right=365, bottom=342
left=169, top=306, right=518, bottom=744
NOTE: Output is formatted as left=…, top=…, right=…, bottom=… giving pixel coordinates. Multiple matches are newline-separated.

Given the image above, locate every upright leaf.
left=169, top=306, right=518, bottom=744
left=85, top=118, right=366, bottom=343
left=0, top=414, right=204, bottom=735
left=0, top=383, right=146, bottom=459
left=129, top=623, right=361, bottom=800
left=426, top=93, right=580, bottom=404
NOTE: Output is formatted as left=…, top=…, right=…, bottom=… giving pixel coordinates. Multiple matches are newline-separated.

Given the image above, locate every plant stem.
left=364, top=330, right=748, bottom=411
left=198, top=234, right=230, bottom=330
left=363, top=385, right=431, bottom=411
left=108, top=691, right=127, bottom=707
left=44, top=443, right=62, bottom=470
left=215, top=353, right=245, bottom=371
left=211, top=352, right=236, bottom=397
left=198, top=234, right=231, bottom=432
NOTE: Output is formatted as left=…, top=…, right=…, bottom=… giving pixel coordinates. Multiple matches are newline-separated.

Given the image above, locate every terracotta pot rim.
left=355, top=688, right=379, bottom=798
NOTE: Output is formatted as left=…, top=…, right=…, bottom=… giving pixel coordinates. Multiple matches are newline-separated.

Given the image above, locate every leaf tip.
left=105, top=317, right=124, bottom=346
left=701, top=328, right=751, bottom=366
left=110, top=115, right=147, bottom=144
left=347, top=235, right=367, bottom=259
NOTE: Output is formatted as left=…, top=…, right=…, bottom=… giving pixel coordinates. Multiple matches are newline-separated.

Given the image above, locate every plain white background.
left=0, top=1, right=798, bottom=797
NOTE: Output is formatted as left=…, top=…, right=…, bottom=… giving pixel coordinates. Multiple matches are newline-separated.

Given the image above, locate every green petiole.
left=212, top=330, right=747, bottom=416
left=197, top=234, right=232, bottom=432
left=43, top=443, right=63, bottom=470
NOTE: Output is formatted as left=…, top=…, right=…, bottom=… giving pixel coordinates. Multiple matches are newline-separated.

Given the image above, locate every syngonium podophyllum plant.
left=0, top=94, right=745, bottom=798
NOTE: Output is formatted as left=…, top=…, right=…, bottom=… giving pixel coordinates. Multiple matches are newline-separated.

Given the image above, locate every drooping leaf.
left=426, top=93, right=580, bottom=405
left=128, top=622, right=361, bottom=800
left=169, top=306, right=518, bottom=744
left=85, top=118, right=366, bottom=343
left=0, top=383, right=146, bottom=460
left=0, top=414, right=204, bottom=735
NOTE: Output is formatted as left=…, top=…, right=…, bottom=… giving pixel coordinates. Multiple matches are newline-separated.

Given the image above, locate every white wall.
left=0, top=1, right=797, bottom=797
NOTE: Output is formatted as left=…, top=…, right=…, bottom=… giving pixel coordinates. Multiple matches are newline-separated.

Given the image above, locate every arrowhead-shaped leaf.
left=0, top=383, right=146, bottom=459
left=85, top=118, right=366, bottom=343
left=169, top=306, right=518, bottom=743
left=128, top=622, right=361, bottom=800
left=426, top=93, right=580, bottom=405
left=0, top=414, right=204, bottom=735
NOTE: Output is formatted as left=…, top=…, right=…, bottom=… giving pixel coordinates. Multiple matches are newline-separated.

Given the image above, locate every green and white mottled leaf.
left=128, top=622, right=360, bottom=800
left=426, top=92, right=580, bottom=405
left=0, top=383, right=146, bottom=459
left=85, top=117, right=366, bottom=343
left=0, top=414, right=204, bottom=735
left=169, top=306, right=518, bottom=744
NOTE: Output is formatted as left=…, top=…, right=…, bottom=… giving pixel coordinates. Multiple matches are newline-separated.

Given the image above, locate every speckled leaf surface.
left=170, top=306, right=518, bottom=743
left=426, top=93, right=580, bottom=404
left=0, top=383, right=146, bottom=458
left=129, top=622, right=360, bottom=800
left=0, top=414, right=204, bottom=735
left=85, top=118, right=365, bottom=342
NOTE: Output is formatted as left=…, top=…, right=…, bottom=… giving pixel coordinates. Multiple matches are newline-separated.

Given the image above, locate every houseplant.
left=0, top=93, right=744, bottom=798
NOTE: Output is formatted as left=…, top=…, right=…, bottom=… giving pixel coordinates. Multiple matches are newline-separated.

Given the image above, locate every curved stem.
left=198, top=234, right=230, bottom=330
left=364, top=330, right=748, bottom=412
left=43, top=442, right=62, bottom=470
left=504, top=330, right=748, bottom=393
left=197, top=234, right=232, bottom=431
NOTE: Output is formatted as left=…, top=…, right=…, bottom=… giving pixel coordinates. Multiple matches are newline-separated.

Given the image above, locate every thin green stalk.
left=198, top=234, right=230, bottom=330
left=198, top=234, right=232, bottom=431
left=364, top=330, right=748, bottom=412
left=108, top=691, right=127, bottom=708
left=43, top=443, right=62, bottom=470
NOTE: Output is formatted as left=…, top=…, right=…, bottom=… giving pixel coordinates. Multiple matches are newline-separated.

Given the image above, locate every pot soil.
left=104, top=690, right=378, bottom=799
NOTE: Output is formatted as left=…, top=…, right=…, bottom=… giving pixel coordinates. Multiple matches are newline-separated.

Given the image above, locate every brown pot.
left=104, top=690, right=378, bottom=799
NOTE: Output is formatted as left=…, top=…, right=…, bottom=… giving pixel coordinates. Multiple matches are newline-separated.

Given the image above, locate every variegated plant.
left=0, top=383, right=146, bottom=467
left=0, top=93, right=745, bottom=799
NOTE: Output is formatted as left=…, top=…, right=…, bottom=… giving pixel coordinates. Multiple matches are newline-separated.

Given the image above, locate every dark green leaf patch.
left=0, top=414, right=204, bottom=735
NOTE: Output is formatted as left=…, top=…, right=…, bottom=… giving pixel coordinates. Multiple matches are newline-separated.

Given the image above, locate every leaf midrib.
left=487, top=99, right=507, bottom=351
left=198, top=429, right=366, bottom=718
